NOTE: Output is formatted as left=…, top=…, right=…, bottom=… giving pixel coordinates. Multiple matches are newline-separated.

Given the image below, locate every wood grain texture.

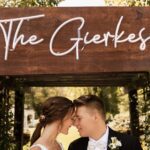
left=0, top=7, right=149, bottom=75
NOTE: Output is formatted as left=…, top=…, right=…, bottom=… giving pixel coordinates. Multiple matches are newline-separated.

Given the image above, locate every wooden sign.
left=0, top=7, right=149, bottom=75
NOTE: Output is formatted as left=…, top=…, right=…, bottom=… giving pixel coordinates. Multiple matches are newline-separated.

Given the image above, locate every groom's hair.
left=74, top=95, right=106, bottom=119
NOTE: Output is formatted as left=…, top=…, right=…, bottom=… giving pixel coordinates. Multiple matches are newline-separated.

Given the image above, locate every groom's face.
left=74, top=106, right=97, bottom=137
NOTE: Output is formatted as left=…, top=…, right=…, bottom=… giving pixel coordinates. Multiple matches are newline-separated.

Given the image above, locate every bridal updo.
left=30, top=96, right=74, bottom=145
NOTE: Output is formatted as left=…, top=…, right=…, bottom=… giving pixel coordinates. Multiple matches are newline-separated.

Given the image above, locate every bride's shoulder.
left=30, top=144, right=48, bottom=150
left=30, top=146, right=41, bottom=150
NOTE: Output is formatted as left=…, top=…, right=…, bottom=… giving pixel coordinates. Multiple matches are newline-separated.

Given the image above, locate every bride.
left=30, top=96, right=74, bottom=150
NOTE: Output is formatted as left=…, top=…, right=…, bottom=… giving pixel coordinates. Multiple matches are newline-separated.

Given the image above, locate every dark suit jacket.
left=68, top=128, right=143, bottom=150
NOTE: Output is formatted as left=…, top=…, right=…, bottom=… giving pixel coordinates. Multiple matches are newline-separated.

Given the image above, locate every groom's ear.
left=93, top=110, right=100, bottom=121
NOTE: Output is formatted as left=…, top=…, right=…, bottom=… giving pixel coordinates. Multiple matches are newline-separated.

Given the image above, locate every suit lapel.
left=84, top=128, right=120, bottom=150
left=107, top=127, right=118, bottom=150
left=107, top=146, right=111, bottom=150
left=82, top=137, right=89, bottom=150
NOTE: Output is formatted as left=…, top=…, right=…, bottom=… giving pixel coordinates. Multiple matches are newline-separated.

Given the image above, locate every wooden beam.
left=0, top=72, right=147, bottom=87
left=14, top=87, right=24, bottom=150
left=128, top=88, right=140, bottom=138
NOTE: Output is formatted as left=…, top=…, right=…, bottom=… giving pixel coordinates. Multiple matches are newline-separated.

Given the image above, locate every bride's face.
left=60, top=111, right=74, bottom=134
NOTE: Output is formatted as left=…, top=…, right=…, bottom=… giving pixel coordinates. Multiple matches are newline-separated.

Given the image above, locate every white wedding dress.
left=30, top=142, right=64, bottom=150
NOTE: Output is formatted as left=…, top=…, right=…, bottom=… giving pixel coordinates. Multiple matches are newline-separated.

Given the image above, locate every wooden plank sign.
left=0, top=7, right=150, bottom=75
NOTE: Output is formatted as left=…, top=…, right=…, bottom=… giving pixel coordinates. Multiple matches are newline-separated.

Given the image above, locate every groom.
left=68, top=95, right=142, bottom=150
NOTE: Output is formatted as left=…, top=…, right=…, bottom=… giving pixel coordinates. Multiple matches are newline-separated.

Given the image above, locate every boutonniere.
left=108, top=137, right=122, bottom=150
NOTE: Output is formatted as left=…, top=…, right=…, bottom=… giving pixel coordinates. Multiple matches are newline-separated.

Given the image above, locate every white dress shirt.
left=87, top=126, right=109, bottom=150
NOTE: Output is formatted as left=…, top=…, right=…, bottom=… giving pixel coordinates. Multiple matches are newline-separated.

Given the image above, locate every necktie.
left=88, top=140, right=106, bottom=150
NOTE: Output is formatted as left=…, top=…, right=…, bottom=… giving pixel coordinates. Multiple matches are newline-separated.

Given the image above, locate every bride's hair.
left=30, top=96, right=74, bottom=145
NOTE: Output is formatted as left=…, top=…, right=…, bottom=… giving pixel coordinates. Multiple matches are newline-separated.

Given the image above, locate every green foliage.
left=0, top=0, right=63, bottom=7
left=105, top=0, right=150, bottom=6
left=99, top=87, right=119, bottom=115
left=133, top=86, right=150, bottom=150
left=140, top=87, right=150, bottom=149
left=0, top=87, right=16, bottom=150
